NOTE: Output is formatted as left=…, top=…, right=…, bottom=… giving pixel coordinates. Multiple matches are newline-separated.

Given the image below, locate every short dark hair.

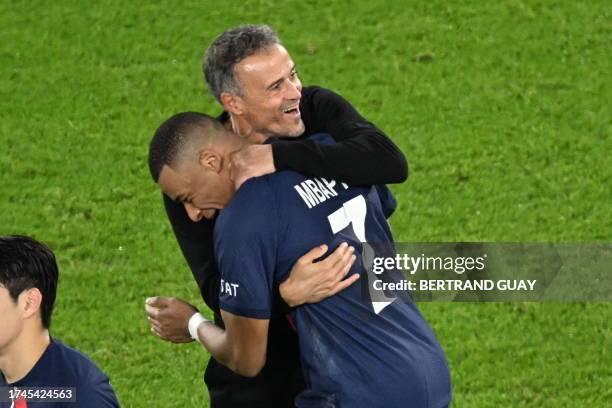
left=204, top=24, right=280, bottom=102
left=148, top=112, right=224, bottom=182
left=0, top=236, right=58, bottom=329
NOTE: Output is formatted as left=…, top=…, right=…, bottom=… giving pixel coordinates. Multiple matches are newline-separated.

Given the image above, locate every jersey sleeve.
left=272, top=86, right=408, bottom=185
left=214, top=178, right=278, bottom=319
left=375, top=185, right=397, bottom=219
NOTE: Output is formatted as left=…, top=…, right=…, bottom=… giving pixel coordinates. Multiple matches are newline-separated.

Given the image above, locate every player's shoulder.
left=227, top=176, right=275, bottom=210
left=53, top=340, right=119, bottom=406
left=301, top=85, right=343, bottom=106
left=48, top=339, right=110, bottom=384
left=302, top=85, right=335, bottom=98
left=230, top=171, right=308, bottom=206
left=216, top=176, right=279, bottom=235
left=216, top=172, right=304, bottom=234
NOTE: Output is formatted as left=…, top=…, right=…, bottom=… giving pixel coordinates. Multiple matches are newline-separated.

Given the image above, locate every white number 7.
left=327, top=194, right=394, bottom=314
left=327, top=195, right=367, bottom=242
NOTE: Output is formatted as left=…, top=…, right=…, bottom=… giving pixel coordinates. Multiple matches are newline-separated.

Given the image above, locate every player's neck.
left=0, top=327, right=50, bottom=384
left=221, top=124, right=255, bottom=154
left=229, top=113, right=268, bottom=144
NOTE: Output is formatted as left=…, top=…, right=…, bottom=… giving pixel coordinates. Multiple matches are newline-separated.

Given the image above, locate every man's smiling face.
left=232, top=44, right=305, bottom=138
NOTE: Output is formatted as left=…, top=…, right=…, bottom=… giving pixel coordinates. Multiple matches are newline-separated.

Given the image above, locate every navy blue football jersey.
left=0, top=339, right=119, bottom=408
left=216, top=135, right=451, bottom=408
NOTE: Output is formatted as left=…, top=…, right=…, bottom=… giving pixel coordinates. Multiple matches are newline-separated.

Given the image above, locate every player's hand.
left=229, top=144, right=275, bottom=189
left=280, top=242, right=359, bottom=307
left=145, top=296, right=197, bottom=343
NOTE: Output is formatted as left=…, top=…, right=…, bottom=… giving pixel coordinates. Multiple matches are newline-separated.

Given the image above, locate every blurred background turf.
left=1, top=1, right=610, bottom=406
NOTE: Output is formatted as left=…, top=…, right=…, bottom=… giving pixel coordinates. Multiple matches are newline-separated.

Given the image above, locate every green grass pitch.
left=1, top=1, right=610, bottom=406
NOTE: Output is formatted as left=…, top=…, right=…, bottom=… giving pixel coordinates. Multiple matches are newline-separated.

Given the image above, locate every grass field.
left=1, top=0, right=610, bottom=406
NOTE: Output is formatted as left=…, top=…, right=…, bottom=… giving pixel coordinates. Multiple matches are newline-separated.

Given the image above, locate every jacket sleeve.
left=272, top=87, right=408, bottom=185
left=163, top=193, right=221, bottom=314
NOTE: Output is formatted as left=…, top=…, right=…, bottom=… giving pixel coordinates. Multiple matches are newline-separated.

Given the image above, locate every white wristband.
left=188, top=312, right=208, bottom=341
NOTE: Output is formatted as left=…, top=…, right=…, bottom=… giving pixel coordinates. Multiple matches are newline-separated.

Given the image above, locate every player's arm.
left=194, top=311, right=269, bottom=377
left=274, top=86, right=408, bottom=185
left=279, top=242, right=357, bottom=307
left=231, top=86, right=408, bottom=187
left=145, top=297, right=268, bottom=377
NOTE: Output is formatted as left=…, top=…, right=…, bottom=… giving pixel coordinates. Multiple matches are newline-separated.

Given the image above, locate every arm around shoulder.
left=273, top=86, right=408, bottom=185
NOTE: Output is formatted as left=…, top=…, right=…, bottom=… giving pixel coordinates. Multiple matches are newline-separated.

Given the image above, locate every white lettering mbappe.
left=294, top=177, right=348, bottom=209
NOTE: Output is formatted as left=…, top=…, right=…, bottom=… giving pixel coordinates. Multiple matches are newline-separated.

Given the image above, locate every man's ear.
left=20, top=288, right=43, bottom=321
left=220, top=92, right=244, bottom=116
left=198, top=150, right=223, bottom=173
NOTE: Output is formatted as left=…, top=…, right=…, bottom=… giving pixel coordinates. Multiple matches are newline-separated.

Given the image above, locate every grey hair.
left=203, top=25, right=281, bottom=102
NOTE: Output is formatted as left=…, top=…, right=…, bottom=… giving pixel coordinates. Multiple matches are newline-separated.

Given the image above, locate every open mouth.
left=282, top=103, right=300, bottom=115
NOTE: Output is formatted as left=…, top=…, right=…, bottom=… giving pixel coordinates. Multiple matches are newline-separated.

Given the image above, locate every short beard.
left=281, top=119, right=305, bottom=138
